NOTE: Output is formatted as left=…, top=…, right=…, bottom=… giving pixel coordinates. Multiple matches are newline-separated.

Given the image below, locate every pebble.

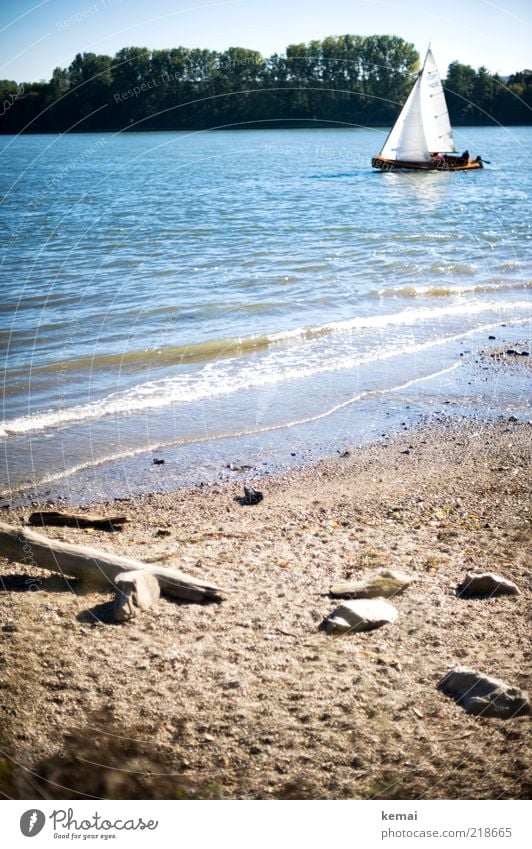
left=243, top=486, right=263, bottom=505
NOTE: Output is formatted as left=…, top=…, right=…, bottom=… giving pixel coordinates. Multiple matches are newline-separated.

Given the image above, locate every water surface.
left=1, top=126, right=530, bottom=497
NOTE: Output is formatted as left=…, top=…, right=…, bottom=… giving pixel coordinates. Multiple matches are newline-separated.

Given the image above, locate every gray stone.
left=243, top=486, right=263, bottom=505
left=437, top=667, right=530, bottom=719
left=321, top=598, right=398, bottom=634
left=330, top=569, right=414, bottom=599
left=113, top=570, right=160, bottom=622
left=457, top=572, right=519, bottom=598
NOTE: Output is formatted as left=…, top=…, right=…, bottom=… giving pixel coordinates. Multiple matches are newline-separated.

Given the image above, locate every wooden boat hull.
left=372, top=156, right=483, bottom=172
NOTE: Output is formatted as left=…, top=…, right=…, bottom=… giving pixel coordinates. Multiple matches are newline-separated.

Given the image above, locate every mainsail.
left=420, top=49, right=455, bottom=153
left=379, top=49, right=456, bottom=162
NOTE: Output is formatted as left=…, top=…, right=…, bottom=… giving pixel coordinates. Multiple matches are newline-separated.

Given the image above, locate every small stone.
left=330, top=569, right=414, bottom=599
left=321, top=598, right=398, bottom=634
left=153, top=458, right=165, bottom=465
left=456, top=571, right=519, bottom=598
left=488, top=335, right=496, bottom=340
left=437, top=668, right=530, bottom=718
left=243, top=486, right=263, bottom=505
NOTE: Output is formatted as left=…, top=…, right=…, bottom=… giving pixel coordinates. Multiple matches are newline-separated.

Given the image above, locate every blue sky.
left=0, top=0, right=530, bottom=83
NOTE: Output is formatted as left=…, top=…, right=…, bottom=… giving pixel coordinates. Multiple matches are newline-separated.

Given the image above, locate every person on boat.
left=432, top=152, right=447, bottom=168
left=459, top=149, right=470, bottom=164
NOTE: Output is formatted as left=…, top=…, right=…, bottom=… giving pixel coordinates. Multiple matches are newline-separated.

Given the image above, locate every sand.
left=0, top=413, right=530, bottom=800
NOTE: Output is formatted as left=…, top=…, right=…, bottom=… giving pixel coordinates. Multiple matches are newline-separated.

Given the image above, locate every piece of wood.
left=28, top=511, right=128, bottom=530
left=113, top=570, right=160, bottom=621
left=0, top=521, right=224, bottom=603
left=330, top=569, right=414, bottom=599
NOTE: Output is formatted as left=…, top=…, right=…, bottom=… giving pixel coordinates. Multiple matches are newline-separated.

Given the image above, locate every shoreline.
left=0, top=414, right=530, bottom=800
left=2, top=122, right=531, bottom=136
left=3, top=331, right=530, bottom=509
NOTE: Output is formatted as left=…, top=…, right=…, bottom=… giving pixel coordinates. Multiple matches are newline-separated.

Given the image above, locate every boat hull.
left=371, top=156, right=483, bottom=172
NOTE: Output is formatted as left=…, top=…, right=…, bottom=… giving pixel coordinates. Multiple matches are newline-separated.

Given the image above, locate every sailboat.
left=372, top=48, right=483, bottom=171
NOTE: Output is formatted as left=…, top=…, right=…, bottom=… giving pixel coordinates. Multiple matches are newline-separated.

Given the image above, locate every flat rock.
left=330, top=569, right=414, bottom=599
left=113, top=570, right=161, bottom=622
left=321, top=598, right=398, bottom=634
left=457, top=571, right=519, bottom=598
left=437, top=667, right=530, bottom=719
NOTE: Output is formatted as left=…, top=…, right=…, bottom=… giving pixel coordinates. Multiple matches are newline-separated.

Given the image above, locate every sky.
left=0, top=0, right=530, bottom=83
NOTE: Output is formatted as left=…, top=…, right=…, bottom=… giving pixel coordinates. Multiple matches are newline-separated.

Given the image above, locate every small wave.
left=430, top=263, right=476, bottom=275
left=18, top=333, right=281, bottom=377
left=2, top=311, right=529, bottom=439
left=370, top=281, right=532, bottom=298
left=372, top=286, right=453, bottom=297
left=1, top=362, right=462, bottom=496
left=15, top=295, right=532, bottom=381
left=307, top=172, right=359, bottom=180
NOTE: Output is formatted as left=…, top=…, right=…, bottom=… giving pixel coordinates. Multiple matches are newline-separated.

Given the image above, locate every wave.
left=2, top=361, right=462, bottom=496
left=2, top=310, right=529, bottom=438
left=8, top=296, right=532, bottom=380
left=370, top=281, right=532, bottom=298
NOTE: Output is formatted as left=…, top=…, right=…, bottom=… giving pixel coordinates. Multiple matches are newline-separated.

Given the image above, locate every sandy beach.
left=0, top=404, right=530, bottom=799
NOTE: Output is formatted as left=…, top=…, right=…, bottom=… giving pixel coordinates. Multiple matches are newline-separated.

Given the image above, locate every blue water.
left=1, top=127, right=531, bottom=498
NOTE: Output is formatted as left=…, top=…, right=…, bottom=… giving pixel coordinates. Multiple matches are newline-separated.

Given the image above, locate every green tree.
left=444, top=61, right=477, bottom=123
left=1, top=38, right=530, bottom=133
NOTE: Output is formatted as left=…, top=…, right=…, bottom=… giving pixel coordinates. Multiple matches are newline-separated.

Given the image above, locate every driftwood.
left=29, top=511, right=127, bottom=530
left=113, top=571, right=160, bottom=621
left=330, top=569, right=414, bottom=599
left=0, top=521, right=224, bottom=603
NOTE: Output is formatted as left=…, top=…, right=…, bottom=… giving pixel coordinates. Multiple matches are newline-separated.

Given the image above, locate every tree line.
left=0, top=35, right=530, bottom=133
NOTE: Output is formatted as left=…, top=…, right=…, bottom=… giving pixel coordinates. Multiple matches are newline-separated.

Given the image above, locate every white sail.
left=419, top=49, right=455, bottom=153
left=379, top=74, right=426, bottom=161
left=379, top=48, right=454, bottom=161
